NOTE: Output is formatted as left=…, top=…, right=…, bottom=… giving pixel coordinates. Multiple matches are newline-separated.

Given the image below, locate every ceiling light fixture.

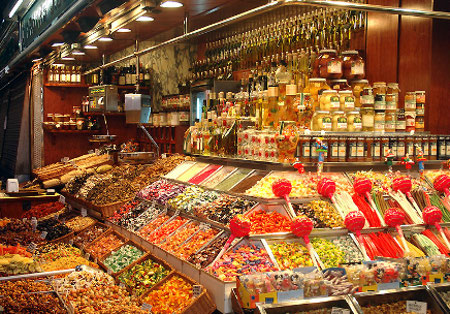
left=116, top=28, right=131, bottom=32
left=51, top=42, right=64, bottom=48
left=160, top=1, right=183, bottom=8
left=136, top=15, right=154, bottom=22
left=84, top=44, right=98, bottom=49
left=98, top=35, right=113, bottom=42
left=8, top=0, right=24, bottom=18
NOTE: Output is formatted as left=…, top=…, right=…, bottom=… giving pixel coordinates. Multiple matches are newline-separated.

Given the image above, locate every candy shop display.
left=188, top=234, right=228, bottom=268
left=213, top=168, right=253, bottom=191
left=362, top=232, right=404, bottom=259
left=146, top=216, right=188, bottom=244
left=108, top=200, right=140, bottom=224
left=118, top=256, right=171, bottom=296
left=159, top=221, right=200, bottom=253
left=0, top=254, right=42, bottom=276
left=247, top=209, right=291, bottom=234
left=37, top=217, right=72, bottom=241
left=311, top=238, right=346, bottom=268
left=163, top=160, right=196, bottom=180
left=294, top=200, right=344, bottom=228
left=209, top=241, right=278, bottom=281
left=200, top=166, right=237, bottom=188
left=86, top=232, right=125, bottom=259
left=175, top=227, right=220, bottom=259
left=188, top=164, right=222, bottom=184
left=73, top=223, right=109, bottom=248
left=124, top=204, right=162, bottom=232
left=102, top=244, right=144, bottom=273
left=269, top=241, right=313, bottom=269
left=175, top=162, right=208, bottom=182
left=64, top=216, right=96, bottom=232
left=54, top=270, right=115, bottom=293
left=137, top=213, right=171, bottom=241
left=195, top=195, right=257, bottom=225
left=36, top=243, right=98, bottom=271
left=331, top=235, right=365, bottom=263
left=137, top=180, right=186, bottom=205
left=0, top=219, right=44, bottom=246
left=141, top=275, right=195, bottom=314
left=169, top=187, right=220, bottom=214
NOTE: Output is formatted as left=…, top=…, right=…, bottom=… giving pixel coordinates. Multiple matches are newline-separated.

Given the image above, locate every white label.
left=193, top=285, right=203, bottom=298
left=22, top=218, right=27, bottom=223
left=362, top=115, right=375, bottom=128
left=397, top=145, right=406, bottom=157
left=351, top=62, right=364, bottom=75
left=405, top=101, right=416, bottom=110
left=322, top=122, right=332, bottom=130
left=31, top=217, right=37, bottom=231
left=331, top=145, right=339, bottom=157
left=141, top=303, right=153, bottom=311
left=331, top=308, right=350, bottom=314
left=357, top=146, right=365, bottom=157
left=69, top=239, right=74, bottom=245
left=81, top=208, right=87, bottom=217
left=344, top=100, right=355, bottom=110
left=61, top=157, right=69, bottom=163
left=430, top=142, right=437, bottom=156
left=162, top=153, right=167, bottom=158
left=330, top=101, right=340, bottom=110
left=406, top=301, right=427, bottom=314
left=353, top=122, right=362, bottom=129
left=327, top=60, right=342, bottom=74
left=338, top=123, right=348, bottom=130
left=40, top=231, right=48, bottom=239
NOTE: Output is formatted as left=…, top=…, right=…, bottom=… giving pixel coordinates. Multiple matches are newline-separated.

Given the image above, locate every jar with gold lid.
left=361, top=107, right=375, bottom=131
left=385, top=111, right=396, bottom=132
left=351, top=79, right=369, bottom=108
left=339, top=90, right=355, bottom=112
left=313, top=49, right=343, bottom=79
left=374, top=111, right=385, bottom=132
left=320, top=90, right=340, bottom=111
left=332, top=111, right=348, bottom=131
left=347, top=111, right=362, bottom=132
left=405, top=92, right=416, bottom=111
left=373, top=82, right=386, bottom=111
left=312, top=110, right=332, bottom=131
left=361, top=87, right=375, bottom=108
left=342, top=50, right=365, bottom=80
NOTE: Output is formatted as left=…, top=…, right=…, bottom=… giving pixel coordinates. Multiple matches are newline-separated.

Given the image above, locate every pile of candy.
left=175, top=227, right=219, bottom=259
left=169, top=187, right=220, bottom=214
left=147, top=217, right=188, bottom=244
left=37, top=217, right=72, bottom=241
left=196, top=195, right=257, bottom=225
left=0, top=219, right=43, bottom=246
left=137, top=214, right=171, bottom=241
left=311, top=238, right=346, bottom=268
left=269, top=241, right=313, bottom=269
left=103, top=244, right=144, bottom=273
left=362, top=232, right=404, bottom=259
left=21, top=201, right=64, bottom=219
left=124, top=205, right=161, bottom=232
left=37, top=243, right=97, bottom=271
left=247, top=209, right=291, bottom=234
left=108, top=200, right=139, bottom=224
left=86, top=233, right=125, bottom=259
left=137, top=180, right=186, bottom=204
left=331, top=236, right=365, bottom=263
left=361, top=300, right=432, bottom=314
left=65, top=216, right=96, bottom=232
left=118, top=257, right=171, bottom=296
left=54, top=270, right=115, bottom=293
left=188, top=234, right=228, bottom=268
left=160, top=221, right=200, bottom=253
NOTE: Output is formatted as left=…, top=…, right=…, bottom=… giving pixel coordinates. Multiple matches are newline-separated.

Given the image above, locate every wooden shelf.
left=45, top=83, right=90, bottom=88
left=117, top=85, right=149, bottom=90
left=86, top=112, right=126, bottom=116
left=44, top=129, right=101, bottom=134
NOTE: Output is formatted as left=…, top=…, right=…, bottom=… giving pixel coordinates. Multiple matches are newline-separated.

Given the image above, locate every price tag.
left=61, top=157, right=69, bottom=163
left=40, top=231, right=48, bottom=239
left=193, top=285, right=202, bottom=298
left=95, top=149, right=101, bottom=156
left=69, top=239, right=74, bottom=245
left=331, top=308, right=350, bottom=314
left=141, top=303, right=152, bottom=312
left=31, top=217, right=37, bottom=232
left=81, top=208, right=87, bottom=217
left=59, top=195, right=65, bottom=204
left=84, top=253, right=90, bottom=260
left=22, top=218, right=27, bottom=223
left=27, top=242, right=37, bottom=253
left=406, top=301, right=427, bottom=314
left=162, top=153, right=167, bottom=158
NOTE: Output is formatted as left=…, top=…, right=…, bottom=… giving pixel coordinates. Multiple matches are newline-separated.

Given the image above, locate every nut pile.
left=65, top=216, right=96, bottom=232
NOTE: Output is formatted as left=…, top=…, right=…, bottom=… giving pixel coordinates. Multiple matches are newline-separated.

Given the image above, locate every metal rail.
left=83, top=0, right=450, bottom=75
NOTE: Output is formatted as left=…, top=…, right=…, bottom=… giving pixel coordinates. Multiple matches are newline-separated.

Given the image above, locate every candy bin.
left=265, top=239, right=315, bottom=270
left=276, top=122, right=299, bottom=163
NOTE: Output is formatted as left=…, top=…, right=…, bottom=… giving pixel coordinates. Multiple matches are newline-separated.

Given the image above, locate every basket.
left=98, top=240, right=148, bottom=276
left=71, top=222, right=111, bottom=249
left=139, top=271, right=216, bottom=314
left=114, top=252, right=175, bottom=296
left=91, top=198, right=133, bottom=218
left=47, top=231, right=75, bottom=244
left=64, top=216, right=97, bottom=233
left=83, top=229, right=128, bottom=261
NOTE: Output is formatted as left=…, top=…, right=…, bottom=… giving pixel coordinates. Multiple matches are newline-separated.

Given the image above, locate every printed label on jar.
left=382, top=144, right=390, bottom=157
left=423, top=143, right=429, bottom=156
left=351, top=61, right=365, bottom=75
left=374, top=95, right=386, bottom=110
left=406, top=117, right=415, bottom=127
left=361, top=95, right=374, bottom=105
left=327, top=60, right=342, bottom=74
left=375, top=121, right=385, bottom=132
left=406, top=143, right=414, bottom=156
left=416, top=94, right=426, bottom=103
left=385, top=122, right=396, bottom=131
left=357, top=144, right=365, bottom=157
left=416, top=108, right=425, bottom=115
left=330, top=96, right=340, bottom=110
left=322, top=117, right=332, bottom=130
left=302, top=143, right=311, bottom=157
left=416, top=121, right=425, bottom=129
left=311, top=145, right=318, bottom=157
left=349, top=143, right=357, bottom=157
left=396, top=121, right=407, bottom=130
left=353, top=122, right=362, bottom=130
left=362, top=115, right=375, bottom=127
left=386, top=101, right=397, bottom=111
left=338, top=123, right=348, bottom=130
left=397, top=145, right=406, bottom=157
left=331, top=143, right=339, bottom=157
left=405, top=100, right=416, bottom=110
left=344, top=97, right=355, bottom=109
left=446, top=144, right=450, bottom=157
left=372, top=143, right=381, bottom=157
left=430, top=142, right=437, bottom=156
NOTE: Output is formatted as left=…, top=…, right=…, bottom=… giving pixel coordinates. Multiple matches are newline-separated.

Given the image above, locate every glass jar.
left=295, top=93, right=314, bottom=130
left=415, top=91, right=426, bottom=116
left=312, top=110, right=332, bottom=131
left=347, top=111, right=362, bottom=132
left=329, top=79, right=351, bottom=91
left=320, top=90, right=340, bottom=111
left=405, top=92, right=416, bottom=111
left=361, top=107, right=375, bottom=131
left=396, top=109, right=406, bottom=132
left=385, top=111, right=396, bottom=132
left=351, top=79, right=369, bottom=108
left=373, top=82, right=386, bottom=110
left=266, top=86, right=279, bottom=128
left=339, top=90, right=355, bottom=112
left=342, top=50, right=365, bottom=80
left=386, top=94, right=397, bottom=112
left=332, top=111, right=348, bottom=131
left=313, top=49, right=343, bottom=79
left=405, top=111, right=416, bottom=132
left=361, top=87, right=375, bottom=108
left=374, top=111, right=385, bottom=132
left=304, top=78, right=330, bottom=109
left=387, top=83, right=400, bottom=95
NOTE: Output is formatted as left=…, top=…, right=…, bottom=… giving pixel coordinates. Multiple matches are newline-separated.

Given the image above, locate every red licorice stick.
left=352, top=194, right=382, bottom=227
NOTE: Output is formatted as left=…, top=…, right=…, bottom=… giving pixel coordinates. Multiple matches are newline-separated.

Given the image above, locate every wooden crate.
left=98, top=240, right=148, bottom=277
left=139, top=271, right=216, bottom=314
left=83, top=229, right=128, bottom=261
left=114, top=252, right=175, bottom=296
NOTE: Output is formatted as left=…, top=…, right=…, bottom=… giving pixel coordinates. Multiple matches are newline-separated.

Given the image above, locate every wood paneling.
left=365, top=0, right=400, bottom=83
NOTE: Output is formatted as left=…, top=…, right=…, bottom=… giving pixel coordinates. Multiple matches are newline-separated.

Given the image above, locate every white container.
left=6, top=179, right=19, bottom=193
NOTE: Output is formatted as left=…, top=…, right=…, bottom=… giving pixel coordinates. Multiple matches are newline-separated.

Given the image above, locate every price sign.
left=84, top=253, right=90, bottom=260
left=31, top=217, right=37, bottom=231
left=162, top=153, right=167, bottom=158
left=406, top=301, right=427, bottom=314
left=27, top=242, right=37, bottom=253
left=59, top=195, right=65, bottom=204
left=331, top=308, right=350, bottom=314
left=81, top=208, right=87, bottom=217
left=40, top=231, right=48, bottom=239
left=61, top=157, right=69, bottom=163
left=193, top=285, right=202, bottom=298
left=141, top=303, right=152, bottom=312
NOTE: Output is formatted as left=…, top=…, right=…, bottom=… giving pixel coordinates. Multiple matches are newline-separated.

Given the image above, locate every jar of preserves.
left=396, top=109, right=406, bottom=132
left=313, top=49, right=343, bottom=79
left=361, top=87, right=375, bottom=108
left=351, top=79, right=369, bottom=108
left=347, top=137, right=358, bottom=161
left=415, top=116, right=425, bottom=132
left=342, top=50, right=365, bottom=80
left=320, top=90, right=340, bottom=111
left=387, top=82, right=400, bottom=95
left=415, top=91, right=425, bottom=104
left=405, top=92, right=416, bottom=111
left=415, top=91, right=426, bottom=116
left=339, top=90, right=355, bottom=112
left=361, top=107, right=375, bottom=131
left=405, top=111, right=416, bottom=132
left=332, top=111, right=348, bottom=131
left=386, top=94, right=397, bottom=112
left=374, top=111, right=385, bottom=132
left=373, top=82, right=386, bottom=110
left=385, top=111, right=396, bottom=132
left=304, top=78, right=330, bottom=109
left=329, top=79, right=351, bottom=91
left=328, top=136, right=339, bottom=162
left=347, top=111, right=362, bottom=132
left=312, top=110, right=332, bottom=131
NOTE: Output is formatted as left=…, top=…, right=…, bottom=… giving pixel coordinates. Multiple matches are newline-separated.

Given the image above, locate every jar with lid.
left=415, top=91, right=425, bottom=116
left=387, top=82, right=400, bottom=95
left=374, top=111, right=385, bottom=132
left=304, top=78, right=330, bottom=109
left=396, top=109, right=406, bottom=132
left=329, top=79, right=351, bottom=91
left=266, top=86, right=279, bottom=128
left=404, top=92, right=416, bottom=111
left=342, top=50, right=365, bottom=80
left=415, top=116, right=425, bottom=132
left=405, top=111, right=416, bottom=132
left=298, top=135, right=311, bottom=162
left=421, top=136, right=429, bottom=158
left=373, top=82, right=386, bottom=110
left=347, top=137, right=358, bottom=161
left=351, top=79, right=369, bottom=108
left=361, top=87, right=374, bottom=108
left=320, top=90, right=340, bottom=111
left=347, top=111, right=362, bottom=132
left=361, top=107, right=375, bottom=131
left=338, top=137, right=347, bottom=161
left=339, top=90, right=355, bottom=112
left=282, top=84, right=298, bottom=122
left=313, top=49, right=343, bottom=79
left=386, top=94, right=397, bottom=112
left=385, top=111, right=396, bottom=132
left=295, top=93, right=314, bottom=130
left=332, top=111, right=348, bottom=131
left=429, top=135, right=438, bottom=160
left=328, top=136, right=339, bottom=162
left=312, top=110, right=332, bottom=131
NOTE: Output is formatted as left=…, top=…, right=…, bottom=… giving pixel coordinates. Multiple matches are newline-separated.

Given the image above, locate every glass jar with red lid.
left=313, top=49, right=343, bottom=79
left=342, top=50, right=365, bottom=80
